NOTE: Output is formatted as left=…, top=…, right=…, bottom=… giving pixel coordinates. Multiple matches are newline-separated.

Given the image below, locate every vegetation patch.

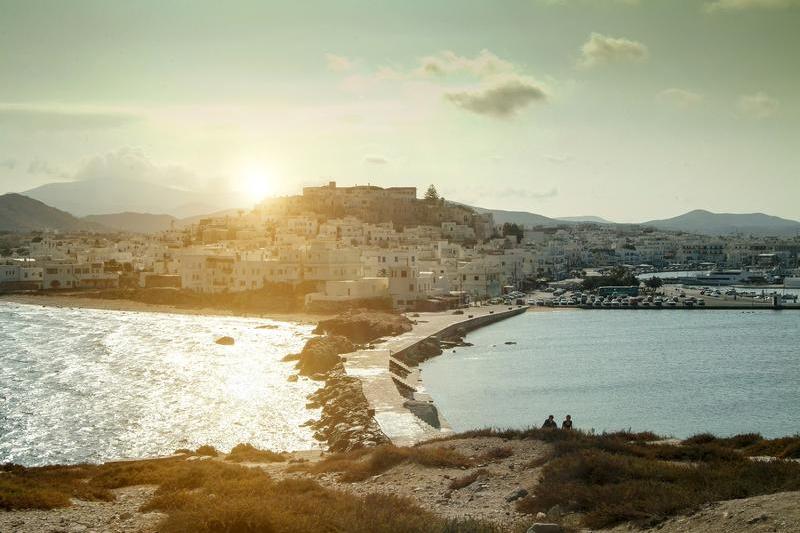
left=224, top=443, right=287, bottom=463
left=291, top=444, right=474, bottom=482
left=1, top=457, right=501, bottom=532
left=448, top=469, right=489, bottom=490
left=462, top=428, right=800, bottom=529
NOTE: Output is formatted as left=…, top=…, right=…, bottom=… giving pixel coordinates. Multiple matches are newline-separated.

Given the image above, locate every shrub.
left=477, top=446, right=513, bottom=462
left=293, top=444, right=474, bottom=482
left=225, top=443, right=287, bottom=463
left=194, top=445, right=218, bottom=457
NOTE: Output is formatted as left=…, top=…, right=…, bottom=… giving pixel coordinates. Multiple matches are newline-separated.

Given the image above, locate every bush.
left=225, top=443, right=287, bottom=463
left=194, top=445, right=219, bottom=457
left=292, top=444, right=474, bottom=482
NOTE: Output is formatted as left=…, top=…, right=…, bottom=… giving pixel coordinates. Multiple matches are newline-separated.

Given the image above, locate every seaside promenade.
left=343, top=305, right=528, bottom=446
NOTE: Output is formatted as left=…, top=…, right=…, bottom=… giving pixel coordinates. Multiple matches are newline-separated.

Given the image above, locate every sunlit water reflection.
left=0, top=302, right=320, bottom=466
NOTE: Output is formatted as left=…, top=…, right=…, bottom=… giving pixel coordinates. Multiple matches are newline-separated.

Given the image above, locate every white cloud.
left=414, top=50, right=516, bottom=79
left=363, top=155, right=389, bottom=165
left=704, top=0, right=797, bottom=13
left=544, top=154, right=575, bottom=164
left=497, top=187, right=559, bottom=200
left=444, top=76, right=547, bottom=118
left=578, top=33, right=648, bottom=68
left=74, top=147, right=199, bottom=189
left=656, top=88, right=704, bottom=109
left=28, top=158, right=69, bottom=178
left=737, top=91, right=780, bottom=118
left=325, top=53, right=355, bottom=73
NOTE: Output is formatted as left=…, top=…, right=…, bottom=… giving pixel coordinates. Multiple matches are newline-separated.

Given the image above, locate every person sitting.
left=542, top=415, right=558, bottom=429
left=561, top=415, right=573, bottom=430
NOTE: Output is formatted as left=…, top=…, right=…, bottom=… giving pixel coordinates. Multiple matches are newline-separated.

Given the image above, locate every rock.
left=504, top=341, right=517, bottom=345
left=287, top=374, right=299, bottom=382
left=313, top=309, right=412, bottom=343
left=256, top=324, right=279, bottom=329
left=403, top=400, right=442, bottom=428
left=747, top=513, right=768, bottom=524
left=535, top=512, right=547, bottom=520
left=296, top=335, right=354, bottom=376
left=547, top=504, right=563, bottom=518
left=506, top=488, right=529, bottom=502
left=526, top=524, right=563, bottom=533
left=215, top=336, right=234, bottom=345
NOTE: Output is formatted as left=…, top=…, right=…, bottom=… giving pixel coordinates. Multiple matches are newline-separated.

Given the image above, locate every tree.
left=646, top=276, right=664, bottom=291
left=502, top=222, right=524, bottom=244
left=424, top=184, right=439, bottom=202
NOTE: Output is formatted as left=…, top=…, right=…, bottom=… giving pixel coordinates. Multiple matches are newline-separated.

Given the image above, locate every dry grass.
left=290, top=444, right=474, bottom=482
left=0, top=457, right=502, bottom=532
left=194, top=445, right=219, bottom=457
left=476, top=446, right=513, bottom=462
left=0, top=463, right=111, bottom=510
left=224, top=443, right=287, bottom=463
left=685, top=433, right=800, bottom=459
left=501, top=429, right=800, bottom=529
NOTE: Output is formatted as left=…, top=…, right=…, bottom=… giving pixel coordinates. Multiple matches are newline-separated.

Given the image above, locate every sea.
left=3, top=301, right=799, bottom=467
left=422, top=308, right=800, bottom=439
left=0, top=301, right=321, bottom=467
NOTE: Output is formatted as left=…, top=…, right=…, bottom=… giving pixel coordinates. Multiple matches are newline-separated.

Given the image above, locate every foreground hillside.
left=3, top=430, right=800, bottom=532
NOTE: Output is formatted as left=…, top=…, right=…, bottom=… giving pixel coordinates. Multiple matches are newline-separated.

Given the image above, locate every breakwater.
left=342, top=305, right=528, bottom=446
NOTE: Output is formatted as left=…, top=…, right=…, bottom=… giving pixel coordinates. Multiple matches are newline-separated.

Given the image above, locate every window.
left=401, top=270, right=407, bottom=278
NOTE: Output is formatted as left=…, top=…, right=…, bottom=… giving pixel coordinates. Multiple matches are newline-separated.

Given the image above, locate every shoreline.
left=0, top=292, right=331, bottom=324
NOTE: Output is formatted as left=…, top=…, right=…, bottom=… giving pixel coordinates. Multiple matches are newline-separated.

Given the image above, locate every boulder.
left=313, top=309, right=412, bottom=343
left=505, top=488, right=529, bottom=502
left=296, top=335, right=354, bottom=376
left=287, top=374, right=299, bottom=382
left=527, top=524, right=562, bottom=533
left=215, top=336, right=235, bottom=345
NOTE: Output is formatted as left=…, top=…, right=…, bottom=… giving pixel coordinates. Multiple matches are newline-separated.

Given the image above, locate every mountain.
left=23, top=178, right=246, bottom=217
left=83, top=212, right=177, bottom=233
left=644, top=209, right=800, bottom=236
left=0, top=193, right=107, bottom=233
left=557, top=215, right=612, bottom=224
left=470, top=206, right=564, bottom=227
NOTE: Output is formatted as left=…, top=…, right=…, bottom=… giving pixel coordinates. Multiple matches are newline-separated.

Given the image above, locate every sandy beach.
left=0, top=293, right=331, bottom=324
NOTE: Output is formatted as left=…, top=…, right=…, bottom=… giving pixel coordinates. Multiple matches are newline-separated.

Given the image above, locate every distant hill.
left=83, top=212, right=177, bottom=233
left=556, top=215, right=612, bottom=224
left=644, top=209, right=800, bottom=236
left=470, top=206, right=564, bottom=227
left=24, top=178, right=245, bottom=217
left=0, top=193, right=107, bottom=233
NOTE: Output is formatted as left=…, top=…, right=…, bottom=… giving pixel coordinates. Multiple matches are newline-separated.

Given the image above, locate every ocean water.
left=422, top=309, right=800, bottom=438
left=0, top=302, right=320, bottom=466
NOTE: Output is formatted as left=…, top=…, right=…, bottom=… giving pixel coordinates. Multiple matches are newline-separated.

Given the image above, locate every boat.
left=679, top=269, right=761, bottom=286
left=785, top=277, right=800, bottom=289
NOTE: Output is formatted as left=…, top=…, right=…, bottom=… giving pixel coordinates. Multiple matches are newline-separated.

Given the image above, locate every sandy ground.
left=0, top=485, right=164, bottom=533
left=0, top=293, right=330, bottom=324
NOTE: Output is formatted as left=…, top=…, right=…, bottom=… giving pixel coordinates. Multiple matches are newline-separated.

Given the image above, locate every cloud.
left=444, top=76, right=547, bottom=118
left=656, top=88, right=704, bottom=108
left=498, top=187, right=559, bottom=200
left=74, top=147, right=199, bottom=189
left=363, top=155, right=389, bottom=165
left=0, top=103, right=141, bottom=131
left=544, top=154, right=575, bottom=164
left=28, top=158, right=69, bottom=178
left=704, top=0, right=797, bottom=12
left=0, top=158, right=16, bottom=170
left=414, top=50, right=515, bottom=79
left=737, top=91, right=780, bottom=118
left=325, top=53, right=355, bottom=73
left=578, top=33, right=648, bottom=68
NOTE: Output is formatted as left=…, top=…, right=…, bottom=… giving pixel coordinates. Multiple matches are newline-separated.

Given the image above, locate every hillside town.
left=1, top=182, right=799, bottom=310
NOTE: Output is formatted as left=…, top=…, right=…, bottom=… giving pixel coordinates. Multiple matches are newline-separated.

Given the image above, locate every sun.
left=240, top=166, right=274, bottom=201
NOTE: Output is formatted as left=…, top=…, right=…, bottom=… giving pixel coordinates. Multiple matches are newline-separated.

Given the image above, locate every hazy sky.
left=1, top=0, right=798, bottom=222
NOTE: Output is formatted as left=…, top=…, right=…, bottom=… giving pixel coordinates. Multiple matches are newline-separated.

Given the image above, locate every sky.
left=0, top=0, right=798, bottom=223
